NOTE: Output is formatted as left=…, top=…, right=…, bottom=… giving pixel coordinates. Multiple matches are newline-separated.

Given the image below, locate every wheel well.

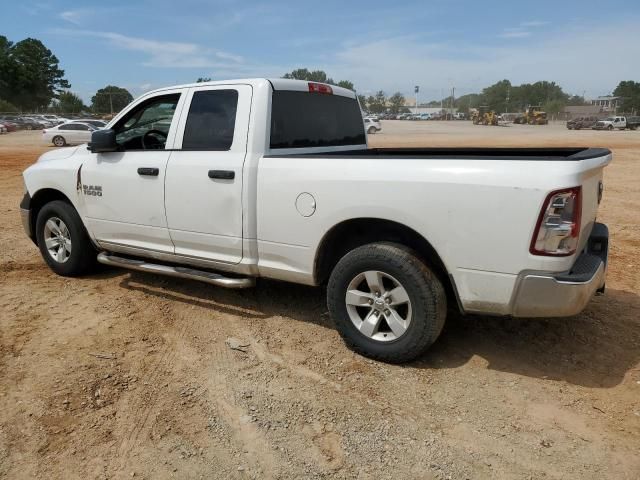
left=29, top=189, right=72, bottom=240
left=314, top=218, right=460, bottom=311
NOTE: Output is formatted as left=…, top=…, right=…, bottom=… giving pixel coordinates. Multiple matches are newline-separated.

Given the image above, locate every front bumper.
left=511, top=223, right=608, bottom=317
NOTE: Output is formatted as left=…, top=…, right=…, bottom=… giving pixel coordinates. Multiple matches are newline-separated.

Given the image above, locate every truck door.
left=80, top=89, right=187, bottom=253
left=164, top=84, right=252, bottom=264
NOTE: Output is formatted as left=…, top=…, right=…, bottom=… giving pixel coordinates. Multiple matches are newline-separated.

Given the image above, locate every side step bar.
left=97, top=252, right=255, bottom=289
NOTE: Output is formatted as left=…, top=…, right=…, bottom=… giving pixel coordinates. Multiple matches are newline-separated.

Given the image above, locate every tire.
left=35, top=200, right=97, bottom=276
left=367, top=127, right=375, bottom=134
left=53, top=135, right=66, bottom=147
left=327, top=243, right=447, bottom=363
left=607, top=125, right=613, bottom=131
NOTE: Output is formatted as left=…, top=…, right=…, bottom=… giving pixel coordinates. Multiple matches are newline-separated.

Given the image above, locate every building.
left=591, top=96, right=620, bottom=113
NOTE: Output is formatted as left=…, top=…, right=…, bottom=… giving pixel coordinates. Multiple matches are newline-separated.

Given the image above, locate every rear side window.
left=182, top=90, right=238, bottom=150
left=270, top=91, right=365, bottom=149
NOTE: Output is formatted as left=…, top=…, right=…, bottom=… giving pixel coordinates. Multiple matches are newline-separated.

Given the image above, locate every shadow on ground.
left=116, top=269, right=639, bottom=389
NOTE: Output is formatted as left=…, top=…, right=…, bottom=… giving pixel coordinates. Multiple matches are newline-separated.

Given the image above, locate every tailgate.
left=575, top=150, right=612, bottom=253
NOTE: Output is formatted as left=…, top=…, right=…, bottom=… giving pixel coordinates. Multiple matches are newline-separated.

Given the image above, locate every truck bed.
left=267, top=147, right=611, bottom=161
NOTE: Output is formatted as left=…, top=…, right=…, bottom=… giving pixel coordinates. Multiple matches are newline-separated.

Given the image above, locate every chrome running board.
left=97, top=252, right=255, bottom=289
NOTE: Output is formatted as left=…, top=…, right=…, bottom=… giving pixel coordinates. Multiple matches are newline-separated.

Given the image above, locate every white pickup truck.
left=21, top=78, right=611, bottom=362
left=592, top=116, right=640, bottom=131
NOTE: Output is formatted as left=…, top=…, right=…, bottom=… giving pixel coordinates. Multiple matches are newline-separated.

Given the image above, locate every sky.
left=3, top=0, right=640, bottom=103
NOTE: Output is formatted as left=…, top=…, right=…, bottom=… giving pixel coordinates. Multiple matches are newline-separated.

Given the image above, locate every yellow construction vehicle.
left=514, top=105, right=549, bottom=125
left=472, top=106, right=499, bottom=126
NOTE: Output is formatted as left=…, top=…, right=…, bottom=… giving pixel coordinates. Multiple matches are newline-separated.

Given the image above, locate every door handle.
left=137, top=167, right=159, bottom=176
left=208, top=170, right=235, bottom=180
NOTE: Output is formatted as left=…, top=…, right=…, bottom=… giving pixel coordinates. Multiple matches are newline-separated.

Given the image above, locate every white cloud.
left=60, top=10, right=83, bottom=25
left=51, top=29, right=245, bottom=69
left=326, top=19, right=640, bottom=99
left=499, top=29, right=531, bottom=39
left=499, top=21, right=549, bottom=39
left=520, top=21, right=550, bottom=28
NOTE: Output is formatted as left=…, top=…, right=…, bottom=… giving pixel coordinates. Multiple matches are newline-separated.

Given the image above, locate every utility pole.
left=414, top=86, right=419, bottom=114
left=451, top=86, right=455, bottom=117
left=506, top=87, right=510, bottom=114
left=109, top=93, right=113, bottom=115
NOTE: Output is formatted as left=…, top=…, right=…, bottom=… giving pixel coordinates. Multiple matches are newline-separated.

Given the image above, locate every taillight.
left=530, top=187, right=582, bottom=256
left=308, top=82, right=333, bottom=94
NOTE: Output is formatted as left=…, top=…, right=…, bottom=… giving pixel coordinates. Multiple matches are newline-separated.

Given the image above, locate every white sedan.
left=43, top=122, right=97, bottom=147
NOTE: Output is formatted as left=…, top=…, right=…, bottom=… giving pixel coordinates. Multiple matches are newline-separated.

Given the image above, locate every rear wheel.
left=36, top=200, right=96, bottom=276
left=327, top=243, right=447, bottom=363
left=53, top=135, right=66, bottom=147
left=607, top=125, right=613, bottom=131
left=367, top=127, right=375, bottom=134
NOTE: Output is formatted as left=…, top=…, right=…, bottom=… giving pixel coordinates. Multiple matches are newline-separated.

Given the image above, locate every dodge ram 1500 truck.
left=20, top=79, right=611, bottom=363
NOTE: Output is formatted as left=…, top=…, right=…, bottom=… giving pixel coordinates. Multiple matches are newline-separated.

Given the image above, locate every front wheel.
left=36, top=200, right=97, bottom=276
left=327, top=243, right=447, bottom=363
left=367, top=127, right=375, bottom=134
left=52, top=135, right=66, bottom=147
left=607, top=125, right=613, bottom=131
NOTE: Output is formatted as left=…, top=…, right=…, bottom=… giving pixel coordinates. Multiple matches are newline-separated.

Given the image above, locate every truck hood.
left=37, top=146, right=80, bottom=163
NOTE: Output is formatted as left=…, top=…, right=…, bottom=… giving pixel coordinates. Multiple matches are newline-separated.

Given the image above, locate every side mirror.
left=89, top=129, right=118, bottom=153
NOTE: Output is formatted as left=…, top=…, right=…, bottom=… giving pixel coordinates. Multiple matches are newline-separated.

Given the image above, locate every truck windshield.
left=270, top=91, right=365, bottom=149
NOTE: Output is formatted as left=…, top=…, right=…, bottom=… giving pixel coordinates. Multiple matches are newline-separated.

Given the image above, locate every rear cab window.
left=269, top=87, right=366, bottom=151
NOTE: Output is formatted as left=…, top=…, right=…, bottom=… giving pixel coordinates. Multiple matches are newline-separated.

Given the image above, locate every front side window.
left=113, top=94, right=180, bottom=150
left=270, top=91, right=366, bottom=149
left=182, top=90, right=238, bottom=150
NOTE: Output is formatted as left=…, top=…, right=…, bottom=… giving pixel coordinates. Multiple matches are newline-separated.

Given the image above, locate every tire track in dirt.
left=113, top=300, right=191, bottom=471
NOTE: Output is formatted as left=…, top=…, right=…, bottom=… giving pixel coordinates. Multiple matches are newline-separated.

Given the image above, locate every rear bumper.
left=511, top=223, right=608, bottom=317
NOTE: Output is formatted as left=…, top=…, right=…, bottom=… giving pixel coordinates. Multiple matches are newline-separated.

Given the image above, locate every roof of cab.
left=145, top=78, right=356, bottom=99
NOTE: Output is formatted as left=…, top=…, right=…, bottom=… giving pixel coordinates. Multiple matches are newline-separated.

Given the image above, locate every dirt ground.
left=1, top=123, right=639, bottom=479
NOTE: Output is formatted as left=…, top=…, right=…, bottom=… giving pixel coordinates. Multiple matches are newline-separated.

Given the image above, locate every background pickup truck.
left=593, top=116, right=640, bottom=130
left=566, top=116, right=599, bottom=130
left=20, top=78, right=611, bottom=362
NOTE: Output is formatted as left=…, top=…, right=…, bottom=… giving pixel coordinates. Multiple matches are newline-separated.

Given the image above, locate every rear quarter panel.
left=256, top=153, right=611, bottom=312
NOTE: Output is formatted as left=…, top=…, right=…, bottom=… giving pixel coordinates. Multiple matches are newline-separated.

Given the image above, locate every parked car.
left=567, top=116, right=599, bottom=130
left=3, top=115, right=40, bottom=130
left=42, top=122, right=97, bottom=147
left=0, top=120, right=18, bottom=132
left=416, top=113, right=432, bottom=120
left=592, top=116, right=639, bottom=131
left=5, top=116, right=47, bottom=130
left=364, top=117, right=381, bottom=134
left=21, top=78, right=611, bottom=363
left=0, top=123, right=7, bottom=134
left=41, top=115, right=69, bottom=125
left=71, top=119, right=108, bottom=129
left=453, top=112, right=466, bottom=120
left=22, top=116, right=54, bottom=128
